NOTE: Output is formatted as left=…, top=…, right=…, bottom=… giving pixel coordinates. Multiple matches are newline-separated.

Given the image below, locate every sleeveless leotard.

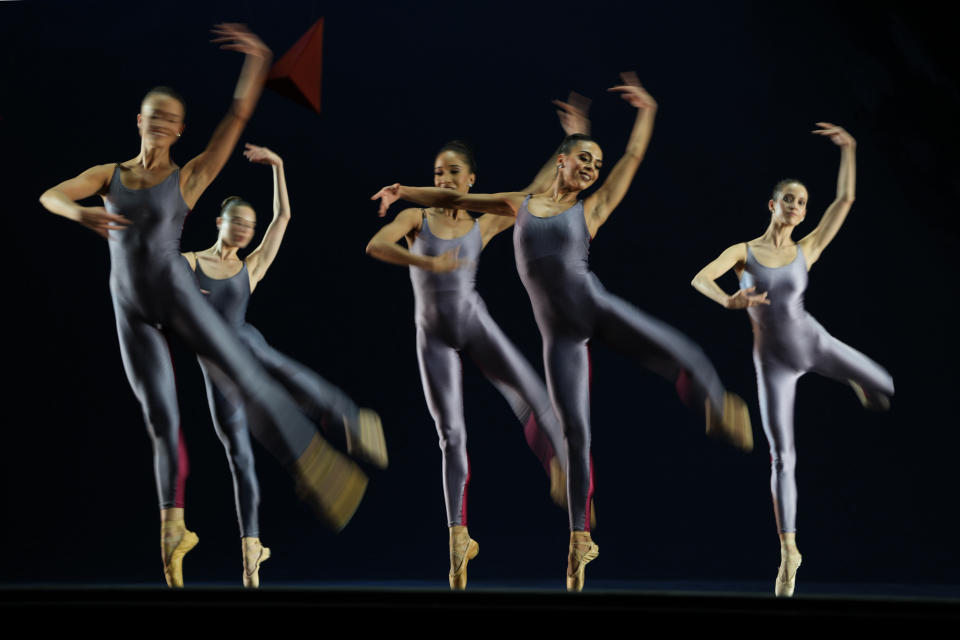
left=102, top=165, right=365, bottom=527
left=409, top=212, right=566, bottom=526
left=193, top=260, right=366, bottom=537
left=739, top=244, right=894, bottom=532
left=514, top=195, right=731, bottom=531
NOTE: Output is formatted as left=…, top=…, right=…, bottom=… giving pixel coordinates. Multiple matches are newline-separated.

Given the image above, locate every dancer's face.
left=769, top=183, right=808, bottom=226
left=558, top=141, right=603, bottom=191
left=137, top=94, right=185, bottom=146
left=434, top=151, right=475, bottom=193
left=218, top=205, right=257, bottom=248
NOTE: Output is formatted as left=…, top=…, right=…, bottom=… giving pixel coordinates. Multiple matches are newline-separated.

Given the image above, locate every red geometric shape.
left=267, top=18, right=324, bottom=114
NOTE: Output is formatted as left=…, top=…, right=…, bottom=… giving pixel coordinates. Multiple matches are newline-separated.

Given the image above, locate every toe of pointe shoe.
left=294, top=434, right=369, bottom=531
left=448, top=538, right=479, bottom=590
left=163, top=530, right=199, bottom=588
left=242, top=545, right=271, bottom=589
left=774, top=554, right=802, bottom=598
left=347, top=409, right=389, bottom=469
left=706, top=393, right=754, bottom=452
left=566, top=539, right=599, bottom=592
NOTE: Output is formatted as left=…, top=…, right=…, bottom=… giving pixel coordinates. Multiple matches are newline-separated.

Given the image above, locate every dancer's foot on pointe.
left=160, top=513, right=199, bottom=588
left=705, top=392, right=754, bottom=452
left=293, top=434, right=369, bottom=531
left=775, top=544, right=803, bottom=597
left=566, top=531, right=599, bottom=592
left=241, top=536, right=271, bottom=588
left=345, top=408, right=389, bottom=469
left=449, top=525, right=479, bottom=590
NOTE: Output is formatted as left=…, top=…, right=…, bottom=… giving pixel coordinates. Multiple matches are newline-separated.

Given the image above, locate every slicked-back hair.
left=437, top=140, right=478, bottom=174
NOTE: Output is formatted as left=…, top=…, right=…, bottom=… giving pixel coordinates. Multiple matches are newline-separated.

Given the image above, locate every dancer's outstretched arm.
left=478, top=92, right=593, bottom=247
left=691, top=244, right=771, bottom=309
left=181, top=24, right=272, bottom=208
left=243, top=145, right=290, bottom=289
left=372, top=93, right=593, bottom=220
left=582, top=72, right=657, bottom=237
left=798, top=123, right=856, bottom=267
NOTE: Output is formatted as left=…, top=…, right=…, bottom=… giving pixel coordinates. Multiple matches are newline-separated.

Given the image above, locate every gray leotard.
left=514, top=196, right=730, bottom=531
left=194, top=260, right=363, bottom=537
left=739, top=244, right=894, bottom=533
left=103, top=165, right=357, bottom=522
left=409, top=212, right=566, bottom=527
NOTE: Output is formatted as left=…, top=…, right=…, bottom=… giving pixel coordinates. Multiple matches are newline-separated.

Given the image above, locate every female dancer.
left=365, top=98, right=589, bottom=589
left=691, top=123, right=894, bottom=597
left=373, top=74, right=753, bottom=591
left=39, top=25, right=370, bottom=587
left=182, top=143, right=387, bottom=587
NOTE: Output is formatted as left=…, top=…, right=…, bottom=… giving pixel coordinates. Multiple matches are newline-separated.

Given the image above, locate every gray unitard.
left=514, top=196, right=731, bottom=531
left=103, top=165, right=339, bottom=511
left=194, top=260, right=363, bottom=538
left=409, top=212, right=566, bottom=527
left=739, top=244, right=894, bottom=533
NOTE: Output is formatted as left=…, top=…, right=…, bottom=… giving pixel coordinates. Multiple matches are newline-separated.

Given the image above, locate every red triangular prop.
left=267, top=18, right=324, bottom=114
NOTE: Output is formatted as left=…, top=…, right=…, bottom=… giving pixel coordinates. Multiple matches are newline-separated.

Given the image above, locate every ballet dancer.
left=182, top=143, right=387, bottom=587
left=691, top=123, right=894, bottom=597
left=365, top=95, right=591, bottom=589
left=39, top=24, right=370, bottom=587
left=373, top=74, right=752, bottom=591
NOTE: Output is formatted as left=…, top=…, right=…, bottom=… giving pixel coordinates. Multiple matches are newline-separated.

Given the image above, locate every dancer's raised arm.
left=181, top=24, right=272, bottom=208
left=582, top=72, right=657, bottom=236
left=242, top=145, right=290, bottom=288
left=797, top=123, right=856, bottom=267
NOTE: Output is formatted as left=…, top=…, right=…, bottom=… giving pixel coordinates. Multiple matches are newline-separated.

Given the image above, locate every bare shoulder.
left=87, top=163, right=120, bottom=192
left=395, top=207, right=425, bottom=230
left=180, top=251, right=198, bottom=271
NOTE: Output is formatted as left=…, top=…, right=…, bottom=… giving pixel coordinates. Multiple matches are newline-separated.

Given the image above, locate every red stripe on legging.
left=461, top=455, right=471, bottom=526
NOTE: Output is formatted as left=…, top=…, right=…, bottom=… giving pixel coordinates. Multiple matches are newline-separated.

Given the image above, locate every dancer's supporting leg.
left=415, top=326, right=479, bottom=589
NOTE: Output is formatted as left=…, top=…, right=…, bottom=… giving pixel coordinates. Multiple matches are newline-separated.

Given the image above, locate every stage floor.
left=3, top=580, right=958, bottom=628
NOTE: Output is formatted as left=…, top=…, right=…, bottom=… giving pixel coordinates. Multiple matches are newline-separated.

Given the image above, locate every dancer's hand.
left=76, top=206, right=131, bottom=239
left=813, top=122, right=855, bottom=148
left=726, top=287, right=770, bottom=309
left=553, top=92, right=592, bottom=135
left=431, top=247, right=467, bottom=273
left=243, top=143, right=282, bottom=166
left=607, top=72, right=657, bottom=111
left=211, top=23, right=272, bottom=60
left=371, top=184, right=401, bottom=217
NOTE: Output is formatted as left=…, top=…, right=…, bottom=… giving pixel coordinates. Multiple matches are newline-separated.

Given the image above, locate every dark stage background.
left=1, top=1, right=957, bottom=590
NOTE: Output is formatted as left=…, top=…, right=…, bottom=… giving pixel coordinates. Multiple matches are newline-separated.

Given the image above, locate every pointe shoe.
left=345, top=408, right=389, bottom=469
left=161, top=524, right=199, bottom=588
left=449, top=525, right=479, bottom=590
left=293, top=434, right=369, bottom=531
left=849, top=380, right=891, bottom=412
left=241, top=537, right=271, bottom=588
left=775, top=549, right=803, bottom=597
left=566, top=531, right=599, bottom=592
left=705, top=393, right=754, bottom=452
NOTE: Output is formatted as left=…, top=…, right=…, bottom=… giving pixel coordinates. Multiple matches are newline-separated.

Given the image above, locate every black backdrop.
left=1, top=0, right=957, bottom=587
